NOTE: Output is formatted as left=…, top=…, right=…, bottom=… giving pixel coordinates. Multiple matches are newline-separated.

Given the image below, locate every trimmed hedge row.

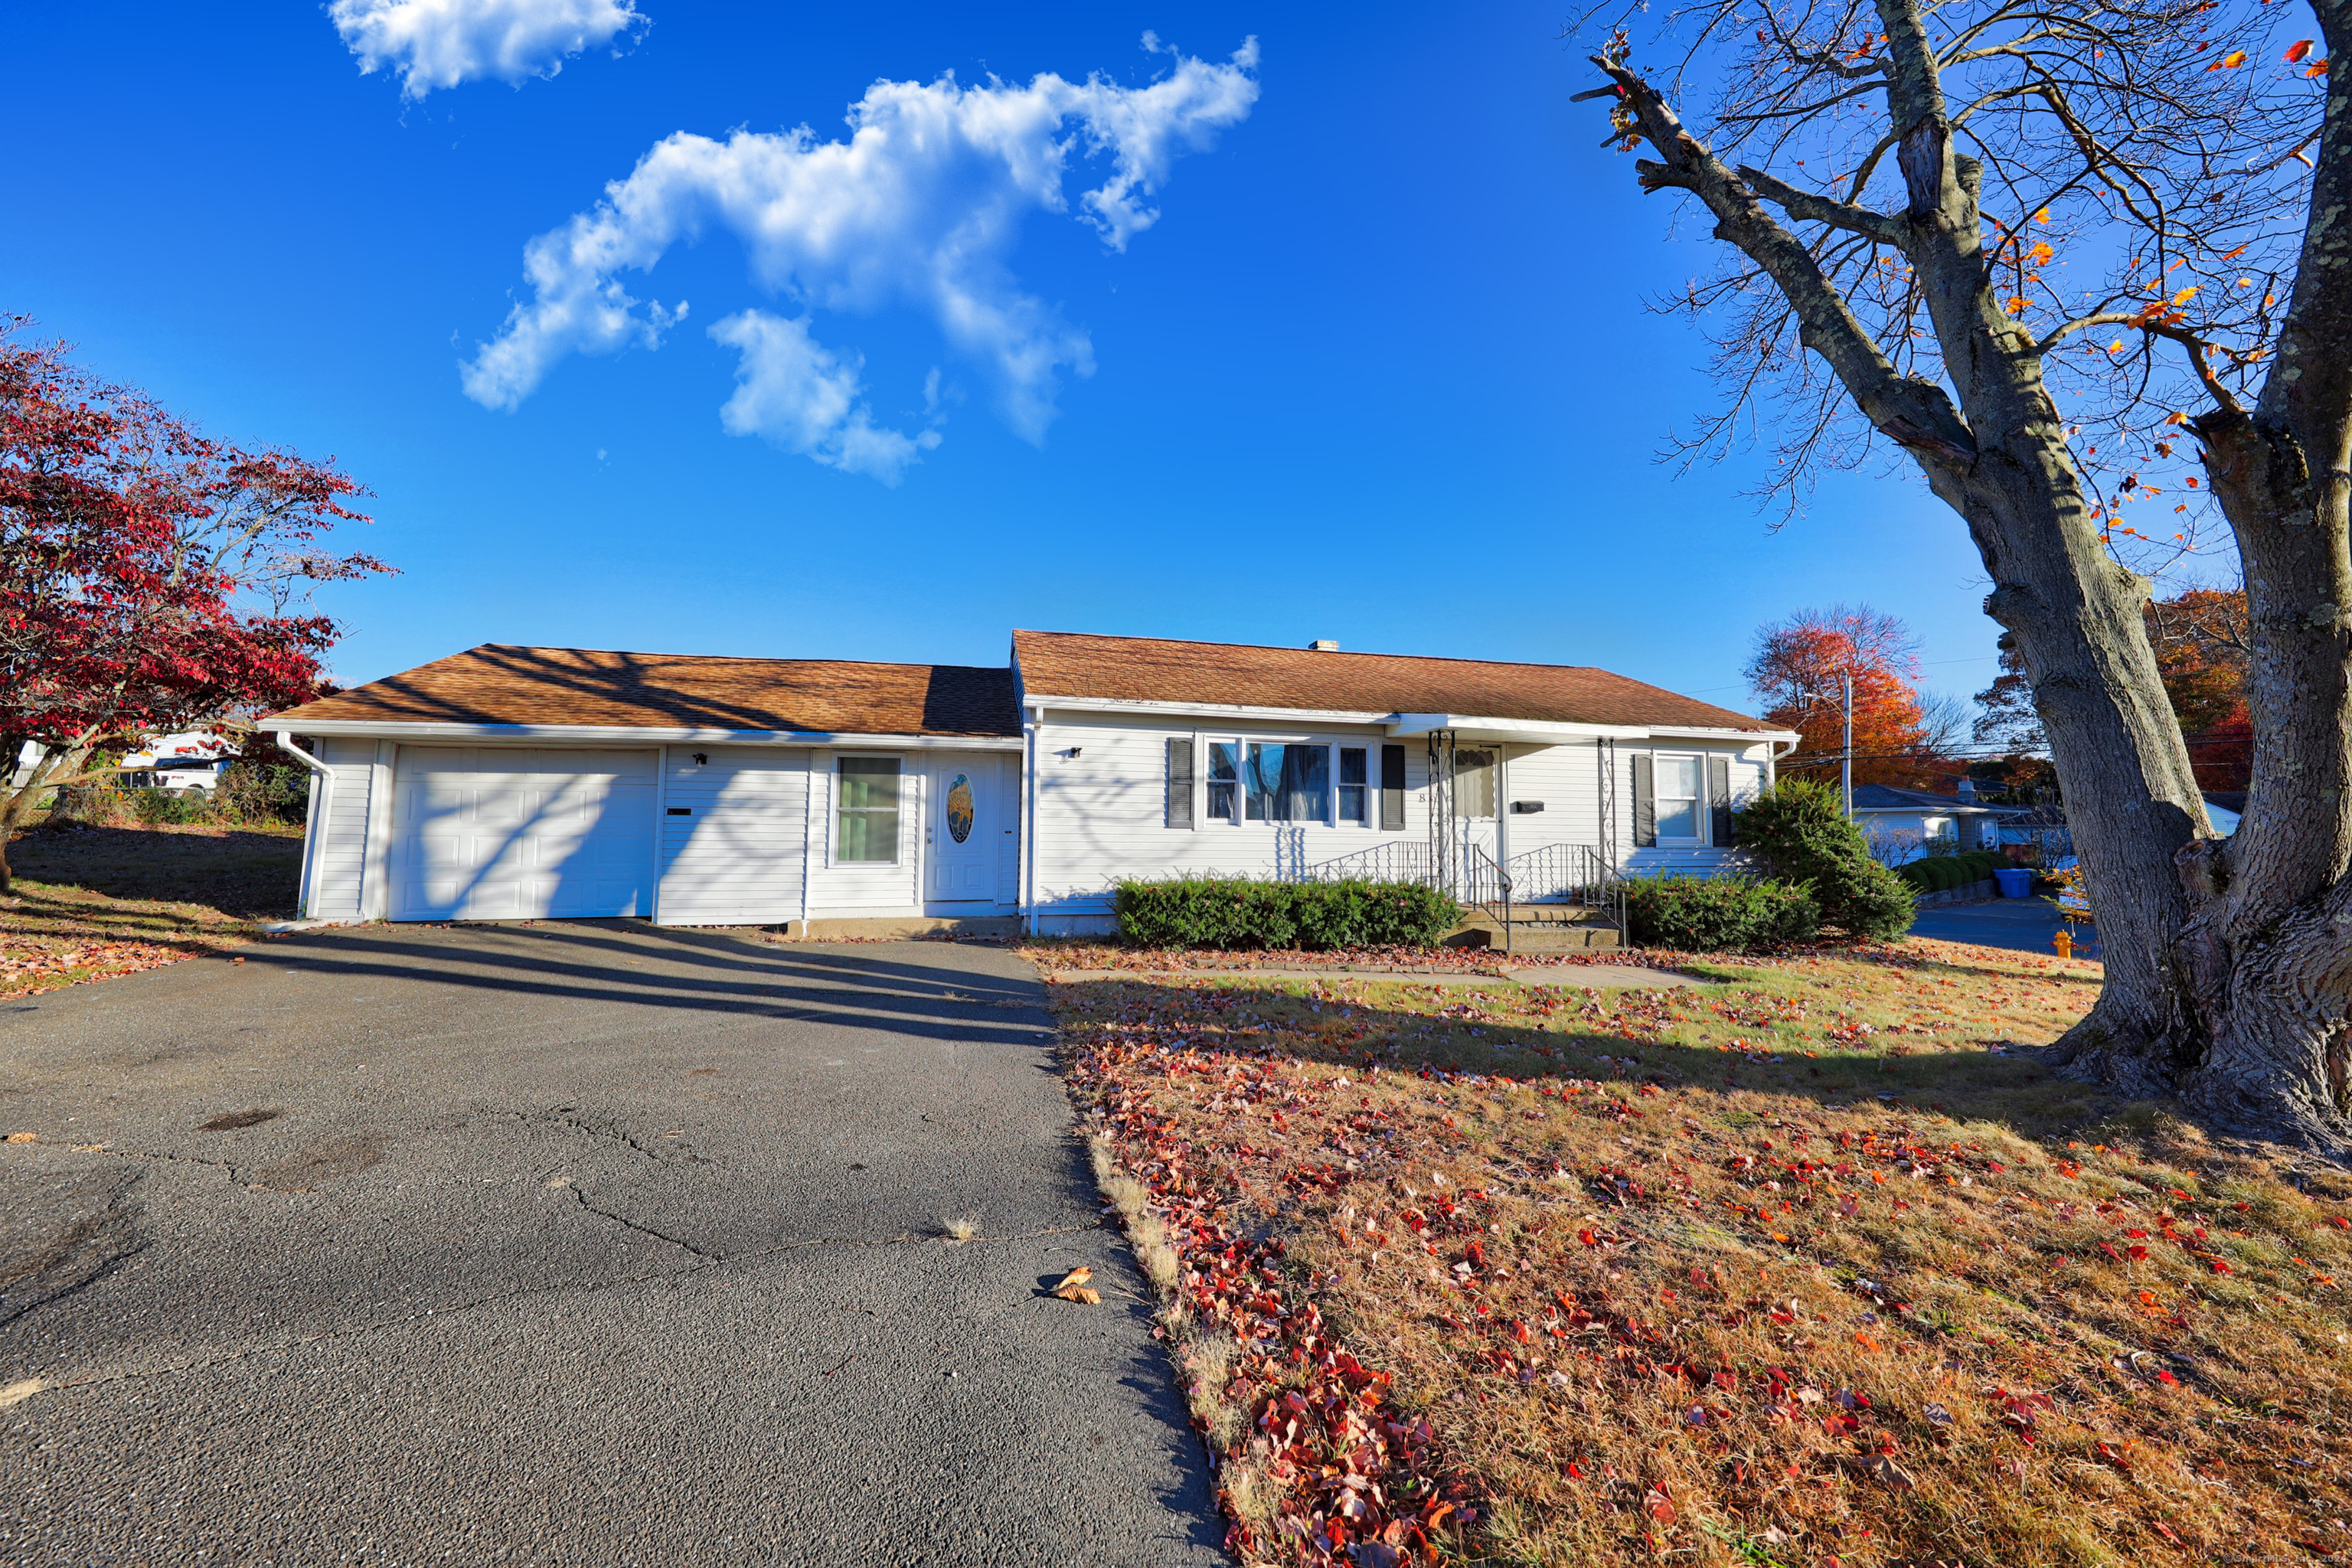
left=1623, top=874, right=1819, bottom=952
left=1894, top=850, right=2004, bottom=894
left=1112, top=877, right=1462, bottom=951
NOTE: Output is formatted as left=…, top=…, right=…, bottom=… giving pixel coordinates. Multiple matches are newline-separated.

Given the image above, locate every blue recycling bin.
left=1994, top=867, right=2033, bottom=899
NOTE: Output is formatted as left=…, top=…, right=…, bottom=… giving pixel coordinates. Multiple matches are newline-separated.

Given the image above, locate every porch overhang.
left=1383, top=714, right=1792, bottom=746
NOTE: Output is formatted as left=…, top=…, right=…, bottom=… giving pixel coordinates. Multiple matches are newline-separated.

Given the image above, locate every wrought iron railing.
left=1504, top=841, right=1626, bottom=932
left=1464, top=842, right=1514, bottom=950
left=1295, top=839, right=1435, bottom=885
left=1295, top=837, right=1625, bottom=947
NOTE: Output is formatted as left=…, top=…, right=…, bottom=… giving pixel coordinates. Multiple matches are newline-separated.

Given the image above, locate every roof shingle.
left=1011, top=629, right=1772, bottom=731
left=269, top=645, right=1020, bottom=738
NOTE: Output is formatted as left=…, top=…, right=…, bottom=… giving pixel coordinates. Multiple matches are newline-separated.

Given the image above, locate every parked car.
left=143, top=757, right=227, bottom=794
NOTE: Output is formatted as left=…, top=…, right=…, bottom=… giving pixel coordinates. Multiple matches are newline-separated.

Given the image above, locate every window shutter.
left=1632, top=753, right=1656, bottom=848
left=1165, top=737, right=1194, bottom=829
left=1709, top=755, right=1733, bottom=846
left=1379, top=744, right=1406, bottom=831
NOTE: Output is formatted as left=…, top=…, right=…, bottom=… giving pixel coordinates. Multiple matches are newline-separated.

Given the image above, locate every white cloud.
left=461, top=37, right=1259, bottom=476
left=332, top=0, right=646, bottom=99
left=710, top=311, right=940, bottom=485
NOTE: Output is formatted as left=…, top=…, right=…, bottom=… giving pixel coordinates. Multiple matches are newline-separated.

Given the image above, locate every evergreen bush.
left=1733, top=780, right=1916, bottom=939
left=1112, top=877, right=1461, bottom=950
left=1623, top=874, right=1819, bottom=952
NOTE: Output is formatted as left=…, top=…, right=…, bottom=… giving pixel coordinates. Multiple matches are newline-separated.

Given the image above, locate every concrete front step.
left=1444, top=914, right=1622, bottom=952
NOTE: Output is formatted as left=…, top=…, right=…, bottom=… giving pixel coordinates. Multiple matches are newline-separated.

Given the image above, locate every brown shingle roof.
left=269, top=645, right=1020, bottom=737
left=1011, top=629, right=1772, bottom=731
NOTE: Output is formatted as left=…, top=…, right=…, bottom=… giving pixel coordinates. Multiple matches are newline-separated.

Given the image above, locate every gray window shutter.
left=1632, top=753, right=1656, bottom=848
left=1709, top=755, right=1733, bottom=845
left=1379, top=744, right=1406, bottom=831
left=1165, top=737, right=1194, bottom=829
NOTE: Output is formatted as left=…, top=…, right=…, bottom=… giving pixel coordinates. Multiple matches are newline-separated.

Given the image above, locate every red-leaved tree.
left=0, top=320, right=390, bottom=889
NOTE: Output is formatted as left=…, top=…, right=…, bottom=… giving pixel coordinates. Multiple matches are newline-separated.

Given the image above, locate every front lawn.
left=1037, top=938, right=2352, bottom=1567
left=1, top=822, right=302, bottom=998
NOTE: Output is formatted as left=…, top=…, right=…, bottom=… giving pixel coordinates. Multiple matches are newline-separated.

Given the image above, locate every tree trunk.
left=1595, top=0, right=2352, bottom=1155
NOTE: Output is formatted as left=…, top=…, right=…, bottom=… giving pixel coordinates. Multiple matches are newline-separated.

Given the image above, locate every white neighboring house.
left=263, top=631, right=1798, bottom=936
left=1847, top=782, right=2006, bottom=864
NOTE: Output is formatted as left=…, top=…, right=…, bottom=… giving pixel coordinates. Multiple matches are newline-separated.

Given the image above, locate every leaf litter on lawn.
left=1038, top=939, right=2352, bottom=1568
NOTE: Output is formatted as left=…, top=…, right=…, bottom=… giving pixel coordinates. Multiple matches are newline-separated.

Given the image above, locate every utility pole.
left=1841, top=671, right=1854, bottom=818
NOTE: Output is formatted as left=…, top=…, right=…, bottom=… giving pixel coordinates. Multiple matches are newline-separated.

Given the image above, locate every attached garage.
left=390, top=746, right=658, bottom=920
left=268, top=645, right=1023, bottom=928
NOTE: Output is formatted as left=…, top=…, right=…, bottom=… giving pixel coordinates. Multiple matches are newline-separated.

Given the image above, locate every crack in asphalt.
left=54, top=1145, right=249, bottom=1185
left=503, top=1106, right=715, bottom=1165
left=567, top=1185, right=714, bottom=1259
left=0, top=1165, right=149, bottom=1331
left=18, top=1220, right=1106, bottom=1401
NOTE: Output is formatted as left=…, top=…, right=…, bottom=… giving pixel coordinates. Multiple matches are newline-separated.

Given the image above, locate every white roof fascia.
left=272, top=721, right=1022, bottom=751
left=1642, top=724, right=1800, bottom=744
left=1023, top=694, right=1396, bottom=727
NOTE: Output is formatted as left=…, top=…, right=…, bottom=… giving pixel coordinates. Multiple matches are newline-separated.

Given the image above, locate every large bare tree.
left=1578, top=0, right=2351, bottom=1152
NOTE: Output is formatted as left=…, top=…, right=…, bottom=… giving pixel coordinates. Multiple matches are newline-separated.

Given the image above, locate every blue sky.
left=6, top=0, right=2006, bottom=714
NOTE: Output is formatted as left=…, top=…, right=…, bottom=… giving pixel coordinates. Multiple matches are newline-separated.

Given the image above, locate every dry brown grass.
left=1, top=822, right=301, bottom=998
left=1041, top=939, right=2352, bottom=1568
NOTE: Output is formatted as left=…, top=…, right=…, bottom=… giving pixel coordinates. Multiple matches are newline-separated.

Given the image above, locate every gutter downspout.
left=1021, top=703, right=1042, bottom=936
left=1766, top=736, right=1798, bottom=790
left=274, top=731, right=331, bottom=920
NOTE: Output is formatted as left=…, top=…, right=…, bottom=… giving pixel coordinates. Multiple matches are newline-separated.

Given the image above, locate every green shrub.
left=214, top=762, right=311, bottom=825
left=1732, top=781, right=1916, bottom=940
left=1112, top=877, right=1462, bottom=951
left=1623, top=874, right=1819, bottom=952
left=1895, top=850, right=2003, bottom=895
left=128, top=786, right=213, bottom=825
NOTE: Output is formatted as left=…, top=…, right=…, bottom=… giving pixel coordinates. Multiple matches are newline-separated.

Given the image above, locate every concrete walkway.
left=0, top=924, right=1223, bottom=1566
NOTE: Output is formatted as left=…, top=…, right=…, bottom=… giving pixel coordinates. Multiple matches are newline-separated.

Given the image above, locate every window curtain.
left=1244, top=743, right=1330, bottom=822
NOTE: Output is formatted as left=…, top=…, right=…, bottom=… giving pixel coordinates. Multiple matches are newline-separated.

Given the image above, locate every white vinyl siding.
left=805, top=751, right=923, bottom=913
left=655, top=748, right=809, bottom=926
left=1620, top=740, right=1770, bottom=877
left=303, top=737, right=381, bottom=920
left=1029, top=713, right=1427, bottom=927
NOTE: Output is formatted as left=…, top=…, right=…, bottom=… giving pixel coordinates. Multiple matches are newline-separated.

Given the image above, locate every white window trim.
left=1650, top=750, right=1707, bottom=848
left=832, top=753, right=906, bottom=867
left=1335, top=742, right=1374, bottom=829
left=1195, top=734, right=1384, bottom=829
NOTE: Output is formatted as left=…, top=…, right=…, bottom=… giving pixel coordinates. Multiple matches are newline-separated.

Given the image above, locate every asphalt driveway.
left=1908, top=896, right=2102, bottom=960
left=0, top=924, right=1224, bottom=1566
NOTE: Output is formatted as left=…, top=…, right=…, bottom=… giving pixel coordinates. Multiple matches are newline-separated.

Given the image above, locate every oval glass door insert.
left=945, top=774, right=975, bottom=843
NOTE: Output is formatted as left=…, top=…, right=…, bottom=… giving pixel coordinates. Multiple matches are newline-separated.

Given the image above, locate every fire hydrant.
left=2053, top=929, right=2073, bottom=960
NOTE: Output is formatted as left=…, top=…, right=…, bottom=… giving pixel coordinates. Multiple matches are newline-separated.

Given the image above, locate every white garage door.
left=390, top=747, right=657, bottom=920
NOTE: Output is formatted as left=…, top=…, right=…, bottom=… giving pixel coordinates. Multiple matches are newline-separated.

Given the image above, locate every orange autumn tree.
left=2147, top=587, right=2252, bottom=791
left=1744, top=605, right=1938, bottom=786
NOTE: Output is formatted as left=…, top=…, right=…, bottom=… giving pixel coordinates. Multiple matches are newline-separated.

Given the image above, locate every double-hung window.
left=1651, top=754, right=1704, bottom=846
left=1206, top=742, right=1240, bottom=822
left=835, top=756, right=901, bottom=862
left=1337, top=746, right=1369, bottom=825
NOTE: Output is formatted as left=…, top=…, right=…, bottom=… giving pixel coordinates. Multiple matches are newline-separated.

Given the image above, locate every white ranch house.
left=266, top=631, right=1797, bottom=944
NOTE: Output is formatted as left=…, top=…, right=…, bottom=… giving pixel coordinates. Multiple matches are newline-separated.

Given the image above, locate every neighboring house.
left=1847, top=782, right=2006, bottom=864
left=1998, top=802, right=2073, bottom=860
left=263, top=632, right=1797, bottom=935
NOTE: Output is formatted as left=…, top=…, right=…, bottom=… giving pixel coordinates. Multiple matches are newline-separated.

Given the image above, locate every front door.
left=926, top=756, right=994, bottom=903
